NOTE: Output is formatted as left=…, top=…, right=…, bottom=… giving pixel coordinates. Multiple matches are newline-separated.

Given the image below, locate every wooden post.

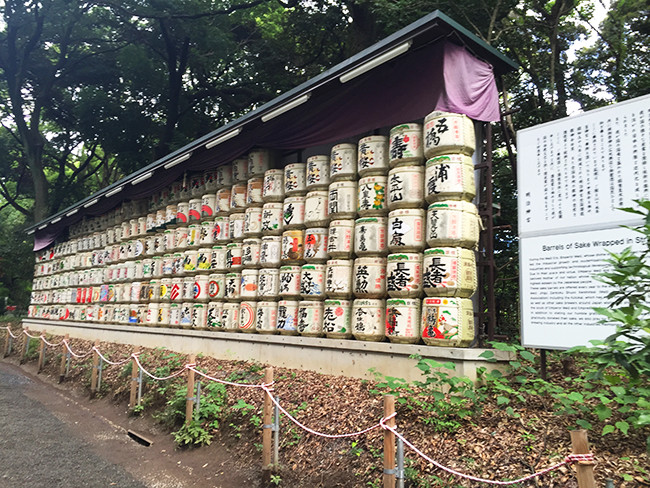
left=383, top=395, right=396, bottom=488
left=58, top=334, right=69, bottom=383
left=185, top=354, right=197, bottom=424
left=37, top=333, right=46, bottom=373
left=20, top=328, right=30, bottom=364
left=261, top=367, right=274, bottom=484
left=570, top=430, right=596, bottom=488
left=90, top=339, right=100, bottom=396
left=3, top=328, right=11, bottom=357
left=129, top=347, right=140, bottom=408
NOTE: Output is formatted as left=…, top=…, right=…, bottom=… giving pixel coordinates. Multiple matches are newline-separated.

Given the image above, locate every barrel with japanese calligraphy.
left=297, top=300, right=324, bottom=337
left=183, top=250, right=198, bottom=274
left=187, top=224, right=201, bottom=248
left=215, top=164, right=232, bottom=189
left=207, top=273, right=225, bottom=300
left=385, top=298, right=421, bottom=344
left=279, top=265, right=301, bottom=298
left=196, top=248, right=212, bottom=273
left=194, top=274, right=209, bottom=302
left=247, top=177, right=264, bottom=207
left=258, top=268, right=280, bottom=297
left=230, top=183, right=247, bottom=211
left=261, top=202, right=283, bottom=235
left=352, top=299, right=385, bottom=341
left=244, top=206, right=263, bottom=237
left=216, top=188, right=231, bottom=215
left=277, top=300, right=299, bottom=335
left=206, top=301, right=223, bottom=330
left=423, top=111, right=475, bottom=158
left=425, top=155, right=476, bottom=203
left=281, top=229, right=304, bottom=264
left=179, top=302, right=193, bottom=328
left=168, top=302, right=181, bottom=326
left=387, top=208, right=425, bottom=252
left=213, top=216, right=230, bottom=243
left=199, top=221, right=215, bottom=247
left=284, top=163, right=307, bottom=195
left=325, top=259, right=353, bottom=298
left=241, top=268, right=259, bottom=299
left=229, top=212, right=245, bottom=241
left=224, top=272, right=241, bottom=301
left=256, top=301, right=278, bottom=334
left=304, top=228, right=329, bottom=262
left=192, top=303, right=207, bottom=328
left=421, top=297, right=474, bottom=347
left=189, top=173, right=205, bottom=198
left=262, top=169, right=285, bottom=202
left=175, top=226, right=188, bottom=250
left=201, top=193, right=216, bottom=220
left=422, top=247, right=477, bottom=298
left=306, top=155, right=330, bottom=190
left=188, top=199, right=202, bottom=223
left=323, top=299, right=352, bottom=338
left=203, top=168, right=219, bottom=193
left=219, top=301, right=238, bottom=331
left=226, top=242, right=243, bottom=270
left=327, top=219, right=355, bottom=258
left=357, top=175, right=388, bottom=216
left=239, top=300, right=256, bottom=333
left=158, top=303, right=170, bottom=326
left=358, top=135, right=389, bottom=176
left=386, top=253, right=423, bottom=298
left=426, top=200, right=480, bottom=249
left=260, top=236, right=282, bottom=267
left=282, top=196, right=306, bottom=229
left=387, top=166, right=424, bottom=210
left=210, top=245, right=228, bottom=272
left=149, top=279, right=160, bottom=302
left=170, top=180, right=183, bottom=204
left=304, top=190, right=329, bottom=227
left=353, top=257, right=386, bottom=298
left=330, top=143, right=357, bottom=181
left=389, top=123, right=423, bottom=167
left=300, top=264, right=326, bottom=299
left=170, top=278, right=182, bottom=302
left=232, top=158, right=248, bottom=183
left=328, top=181, right=357, bottom=219
left=242, top=238, right=261, bottom=268
left=354, top=217, right=388, bottom=256
left=160, top=278, right=172, bottom=301
left=181, top=276, right=195, bottom=301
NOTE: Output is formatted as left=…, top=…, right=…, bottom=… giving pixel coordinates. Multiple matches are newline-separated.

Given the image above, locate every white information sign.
left=518, top=94, right=650, bottom=349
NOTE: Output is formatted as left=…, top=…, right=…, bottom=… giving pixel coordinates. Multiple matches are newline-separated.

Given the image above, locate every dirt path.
left=0, top=360, right=257, bottom=488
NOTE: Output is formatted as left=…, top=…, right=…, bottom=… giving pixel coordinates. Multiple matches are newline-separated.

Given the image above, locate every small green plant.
left=270, top=474, right=282, bottom=486
left=173, top=420, right=212, bottom=447
left=348, top=440, right=363, bottom=457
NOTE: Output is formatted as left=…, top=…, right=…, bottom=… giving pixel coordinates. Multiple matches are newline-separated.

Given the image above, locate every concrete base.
left=22, top=319, right=511, bottom=382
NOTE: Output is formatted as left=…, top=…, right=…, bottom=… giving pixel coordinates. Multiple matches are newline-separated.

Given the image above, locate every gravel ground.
left=0, top=362, right=146, bottom=488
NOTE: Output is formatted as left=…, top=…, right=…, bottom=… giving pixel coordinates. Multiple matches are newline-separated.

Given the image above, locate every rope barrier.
left=5, top=326, right=18, bottom=339
left=10, top=334, right=595, bottom=485
left=23, top=330, right=42, bottom=340
left=40, top=336, right=65, bottom=348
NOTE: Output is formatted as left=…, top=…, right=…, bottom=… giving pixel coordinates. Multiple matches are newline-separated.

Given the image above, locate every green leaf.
left=497, top=396, right=510, bottom=405
left=519, top=350, right=535, bottom=361
left=576, top=419, right=593, bottom=430
left=602, top=425, right=615, bottom=435
left=479, top=350, right=495, bottom=359
left=611, top=386, right=626, bottom=396
left=567, top=392, right=584, bottom=402
left=615, top=421, right=630, bottom=435
left=595, top=405, right=612, bottom=421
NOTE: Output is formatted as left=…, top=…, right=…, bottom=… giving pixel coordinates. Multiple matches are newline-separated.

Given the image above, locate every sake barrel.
left=179, top=302, right=193, bottom=327
left=203, top=168, right=219, bottom=193
left=277, top=300, right=299, bottom=335
left=181, top=276, right=195, bottom=301
left=261, top=202, right=283, bottom=235
left=244, top=206, right=263, bottom=237
left=215, top=164, right=233, bottom=189
left=297, top=300, right=324, bottom=337
left=357, top=175, right=388, bottom=216
left=260, top=236, right=282, bottom=268
left=327, top=219, right=355, bottom=259
left=207, top=273, right=225, bottom=300
left=306, top=155, right=330, bottom=190
left=387, top=166, right=424, bottom=210
left=239, top=300, right=257, bottom=333
left=278, top=265, right=301, bottom=298
left=192, top=303, right=207, bottom=328
left=221, top=302, right=240, bottom=332
left=353, top=257, right=386, bottom=298
left=425, top=155, right=476, bottom=203
left=358, top=135, right=389, bottom=176
left=206, top=301, right=224, bottom=330
left=187, top=224, right=201, bottom=248
left=183, top=249, right=198, bottom=273
left=386, top=253, right=423, bottom=298
left=210, top=245, right=228, bottom=272
left=246, top=177, right=264, bottom=206
left=248, top=149, right=277, bottom=177
left=300, top=264, right=325, bottom=299
left=354, top=217, right=388, bottom=256
left=174, top=226, right=188, bottom=249
left=226, top=242, right=243, bottom=270
left=158, top=303, right=170, bottom=326
left=213, top=216, right=230, bottom=243
left=224, top=272, right=241, bottom=301
left=328, top=181, right=357, bottom=219
left=282, top=196, right=306, bottom=229
left=232, top=158, right=248, bottom=183
left=323, top=299, right=352, bottom=339
left=242, top=238, right=261, bottom=267
left=230, top=183, right=247, bottom=211
left=423, top=111, right=476, bottom=158
left=352, top=299, right=385, bottom=341
left=389, top=123, right=423, bottom=167
left=426, top=200, right=480, bottom=249
left=303, top=228, right=329, bottom=262
left=201, top=193, right=216, bottom=220
left=388, top=208, right=425, bottom=253
left=216, top=188, right=231, bottom=215
left=385, top=298, right=421, bottom=344
left=188, top=198, right=202, bottom=222
left=196, top=247, right=212, bottom=273
left=304, top=191, right=329, bottom=227
left=284, top=163, right=306, bottom=195
left=189, top=173, right=205, bottom=198
left=255, top=301, right=278, bottom=334
left=241, top=268, right=259, bottom=299
left=262, top=169, right=285, bottom=203
left=257, top=268, right=280, bottom=298
left=421, top=297, right=475, bottom=347
left=229, top=212, right=245, bottom=241
left=169, top=302, right=181, bottom=326
left=330, top=143, right=357, bottom=181
left=325, top=259, right=353, bottom=299
left=194, top=274, right=209, bottom=302
left=422, top=247, right=477, bottom=298
left=281, top=229, right=304, bottom=264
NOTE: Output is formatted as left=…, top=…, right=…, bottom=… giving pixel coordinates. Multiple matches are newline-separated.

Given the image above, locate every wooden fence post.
left=570, top=430, right=596, bottom=488
left=383, top=395, right=396, bottom=488
left=262, top=366, right=274, bottom=483
left=20, top=328, right=30, bottom=364
left=58, top=334, right=69, bottom=383
left=185, top=354, right=197, bottom=424
left=37, top=333, right=46, bottom=373
left=129, top=347, right=141, bottom=408
left=3, top=328, right=11, bottom=357
left=90, top=339, right=100, bottom=396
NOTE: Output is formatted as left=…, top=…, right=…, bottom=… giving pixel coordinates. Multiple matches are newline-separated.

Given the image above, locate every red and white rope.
left=132, top=355, right=188, bottom=381
left=92, top=347, right=132, bottom=366
left=63, top=340, right=94, bottom=358
left=5, top=326, right=18, bottom=339
left=22, top=330, right=42, bottom=340
left=190, top=366, right=274, bottom=389
left=379, top=416, right=594, bottom=485
left=40, top=335, right=65, bottom=347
